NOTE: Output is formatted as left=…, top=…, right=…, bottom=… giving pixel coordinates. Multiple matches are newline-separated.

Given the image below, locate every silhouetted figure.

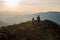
left=37, top=15, right=40, bottom=23
left=32, top=17, right=34, bottom=25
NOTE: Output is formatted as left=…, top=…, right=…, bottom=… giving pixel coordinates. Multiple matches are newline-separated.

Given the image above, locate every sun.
left=5, top=0, right=19, bottom=7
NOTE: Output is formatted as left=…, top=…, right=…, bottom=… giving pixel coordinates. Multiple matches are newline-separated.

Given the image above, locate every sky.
left=0, top=0, right=60, bottom=13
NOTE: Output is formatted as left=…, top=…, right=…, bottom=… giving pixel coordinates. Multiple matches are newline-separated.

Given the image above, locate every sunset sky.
left=0, top=0, right=60, bottom=13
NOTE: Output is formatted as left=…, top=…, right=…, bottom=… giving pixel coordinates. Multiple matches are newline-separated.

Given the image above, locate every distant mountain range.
left=0, top=11, right=60, bottom=25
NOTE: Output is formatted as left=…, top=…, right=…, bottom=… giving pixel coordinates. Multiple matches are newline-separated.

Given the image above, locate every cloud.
left=0, top=0, right=60, bottom=6
left=18, top=0, right=60, bottom=5
left=0, top=0, right=60, bottom=12
left=0, top=0, right=3, bottom=3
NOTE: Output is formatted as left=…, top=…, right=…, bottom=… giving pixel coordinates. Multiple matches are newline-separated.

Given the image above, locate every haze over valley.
left=0, top=11, right=60, bottom=26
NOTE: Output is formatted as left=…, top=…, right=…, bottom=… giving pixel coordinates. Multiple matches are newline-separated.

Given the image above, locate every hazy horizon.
left=0, top=0, right=60, bottom=25
left=0, top=11, right=60, bottom=25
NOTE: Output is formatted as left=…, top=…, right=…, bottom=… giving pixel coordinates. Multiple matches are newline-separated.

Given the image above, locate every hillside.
left=0, top=19, right=60, bottom=40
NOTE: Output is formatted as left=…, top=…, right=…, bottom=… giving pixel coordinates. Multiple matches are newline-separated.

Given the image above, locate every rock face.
left=0, top=19, right=60, bottom=40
